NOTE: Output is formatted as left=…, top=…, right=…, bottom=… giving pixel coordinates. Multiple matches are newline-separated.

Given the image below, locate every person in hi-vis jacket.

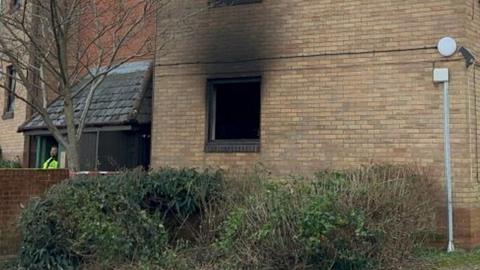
left=42, top=146, right=59, bottom=169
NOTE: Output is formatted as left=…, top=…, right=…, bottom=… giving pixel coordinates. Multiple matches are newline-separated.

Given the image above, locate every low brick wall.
left=0, top=169, right=69, bottom=257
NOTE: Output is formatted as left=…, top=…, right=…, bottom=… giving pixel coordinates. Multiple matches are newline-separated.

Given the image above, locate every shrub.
left=204, top=164, right=438, bottom=270
left=17, top=168, right=222, bottom=269
left=16, top=164, right=437, bottom=269
left=0, top=159, right=21, bottom=168
left=299, top=196, right=377, bottom=269
left=215, top=181, right=306, bottom=269
left=146, top=168, right=223, bottom=220
left=0, top=147, right=21, bottom=168
left=312, top=164, right=439, bottom=269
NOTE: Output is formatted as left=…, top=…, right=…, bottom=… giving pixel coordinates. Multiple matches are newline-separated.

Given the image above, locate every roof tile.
left=20, top=61, right=152, bottom=132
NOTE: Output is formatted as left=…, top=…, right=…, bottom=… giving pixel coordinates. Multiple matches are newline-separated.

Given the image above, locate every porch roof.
left=19, top=61, right=152, bottom=133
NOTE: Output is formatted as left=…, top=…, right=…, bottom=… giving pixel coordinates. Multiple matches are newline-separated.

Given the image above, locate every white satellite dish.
left=437, top=37, right=457, bottom=57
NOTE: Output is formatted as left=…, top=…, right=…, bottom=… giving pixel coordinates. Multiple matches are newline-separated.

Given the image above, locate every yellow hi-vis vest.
left=42, top=157, right=59, bottom=169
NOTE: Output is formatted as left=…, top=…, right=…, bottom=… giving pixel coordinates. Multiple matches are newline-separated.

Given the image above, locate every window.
left=32, top=136, right=62, bottom=168
left=9, top=0, right=20, bottom=13
left=30, top=129, right=151, bottom=170
left=206, top=77, right=261, bottom=153
left=3, top=65, right=16, bottom=119
left=209, top=0, right=262, bottom=8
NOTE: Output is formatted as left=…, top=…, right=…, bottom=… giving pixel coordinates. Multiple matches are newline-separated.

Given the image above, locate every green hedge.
left=210, top=165, right=438, bottom=270
left=17, top=168, right=222, bottom=269
left=0, top=147, right=21, bottom=168
left=16, top=165, right=437, bottom=270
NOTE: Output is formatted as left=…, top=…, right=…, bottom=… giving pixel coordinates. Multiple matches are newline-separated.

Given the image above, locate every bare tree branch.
left=0, top=0, right=197, bottom=170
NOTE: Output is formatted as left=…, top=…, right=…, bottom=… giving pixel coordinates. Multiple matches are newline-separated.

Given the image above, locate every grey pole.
left=443, top=81, right=455, bottom=252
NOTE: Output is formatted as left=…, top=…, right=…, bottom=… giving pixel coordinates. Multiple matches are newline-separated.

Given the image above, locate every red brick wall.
left=0, top=169, right=69, bottom=256
left=75, top=0, right=156, bottom=69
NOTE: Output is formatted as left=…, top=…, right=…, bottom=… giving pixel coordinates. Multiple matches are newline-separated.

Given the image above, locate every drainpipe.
left=434, top=68, right=455, bottom=252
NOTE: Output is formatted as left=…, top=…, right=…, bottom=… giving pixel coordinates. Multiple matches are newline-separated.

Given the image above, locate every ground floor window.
left=31, top=136, right=63, bottom=168
left=206, top=77, right=261, bottom=153
left=29, top=127, right=150, bottom=170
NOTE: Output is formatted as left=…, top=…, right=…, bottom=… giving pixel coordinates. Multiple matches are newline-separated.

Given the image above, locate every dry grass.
left=313, top=164, right=440, bottom=269
left=175, top=164, right=440, bottom=270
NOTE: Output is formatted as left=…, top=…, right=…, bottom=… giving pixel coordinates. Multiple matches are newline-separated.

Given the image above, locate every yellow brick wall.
left=0, top=4, right=34, bottom=165
left=0, top=63, right=27, bottom=162
left=458, top=0, right=480, bottom=247
left=153, top=0, right=478, bottom=207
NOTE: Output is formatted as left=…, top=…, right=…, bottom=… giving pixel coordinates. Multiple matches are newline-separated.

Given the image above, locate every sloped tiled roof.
left=19, top=61, right=152, bottom=132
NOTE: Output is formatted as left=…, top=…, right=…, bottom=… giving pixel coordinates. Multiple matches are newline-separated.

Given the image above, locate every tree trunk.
left=67, top=141, right=81, bottom=171
left=63, top=91, right=81, bottom=171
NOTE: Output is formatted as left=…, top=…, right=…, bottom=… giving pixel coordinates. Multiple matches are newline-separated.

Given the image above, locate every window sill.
left=205, top=140, right=260, bottom=153
left=2, top=111, right=14, bottom=120
left=209, top=0, right=262, bottom=8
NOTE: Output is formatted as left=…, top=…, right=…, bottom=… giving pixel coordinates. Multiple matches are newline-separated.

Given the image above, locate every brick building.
left=0, top=0, right=31, bottom=163
left=0, top=62, right=28, bottom=163
left=2, top=0, right=480, bottom=248
left=153, top=0, right=480, bottom=248
left=0, top=0, right=156, bottom=168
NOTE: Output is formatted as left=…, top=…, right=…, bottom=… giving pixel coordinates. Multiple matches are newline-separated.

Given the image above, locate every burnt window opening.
left=3, top=65, right=16, bottom=119
left=206, top=77, right=261, bottom=153
left=209, top=0, right=262, bottom=8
